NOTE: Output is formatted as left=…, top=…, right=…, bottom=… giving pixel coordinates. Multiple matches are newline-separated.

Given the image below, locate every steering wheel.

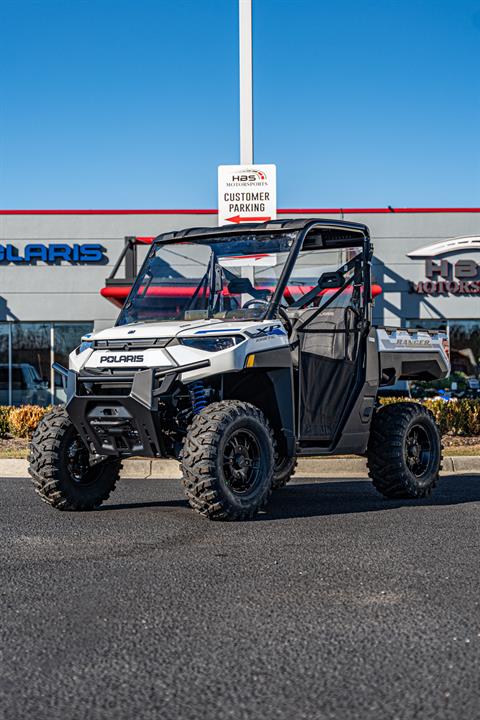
left=242, top=299, right=292, bottom=335
left=242, top=299, right=269, bottom=310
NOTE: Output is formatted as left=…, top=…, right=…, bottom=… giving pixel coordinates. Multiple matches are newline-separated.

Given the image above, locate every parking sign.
left=218, top=164, right=277, bottom=226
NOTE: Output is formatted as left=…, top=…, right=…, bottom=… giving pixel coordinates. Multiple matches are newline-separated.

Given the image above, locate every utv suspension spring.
left=189, top=381, right=207, bottom=414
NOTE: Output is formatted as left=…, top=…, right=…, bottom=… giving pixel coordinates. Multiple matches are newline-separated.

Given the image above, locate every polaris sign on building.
left=0, top=243, right=105, bottom=264
left=0, top=207, right=478, bottom=405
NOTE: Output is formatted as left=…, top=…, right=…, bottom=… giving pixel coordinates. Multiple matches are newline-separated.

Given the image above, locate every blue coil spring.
left=189, top=381, right=207, bottom=414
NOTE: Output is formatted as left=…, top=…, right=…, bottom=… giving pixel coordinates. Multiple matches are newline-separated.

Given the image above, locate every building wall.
left=0, top=209, right=479, bottom=328
left=0, top=211, right=219, bottom=325
left=338, top=211, right=480, bottom=326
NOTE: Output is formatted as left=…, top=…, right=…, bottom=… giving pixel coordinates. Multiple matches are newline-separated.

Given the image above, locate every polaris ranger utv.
left=29, top=219, right=450, bottom=520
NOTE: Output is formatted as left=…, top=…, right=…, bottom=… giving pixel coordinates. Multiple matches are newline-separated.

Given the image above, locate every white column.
left=50, top=324, right=55, bottom=404
left=239, top=0, right=253, bottom=164
left=8, top=323, right=12, bottom=406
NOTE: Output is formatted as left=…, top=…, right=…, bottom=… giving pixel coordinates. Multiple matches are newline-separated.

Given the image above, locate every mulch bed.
left=442, top=435, right=480, bottom=447
left=0, top=437, right=30, bottom=458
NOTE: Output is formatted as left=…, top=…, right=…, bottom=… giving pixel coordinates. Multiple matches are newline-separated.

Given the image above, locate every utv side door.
left=286, top=247, right=369, bottom=448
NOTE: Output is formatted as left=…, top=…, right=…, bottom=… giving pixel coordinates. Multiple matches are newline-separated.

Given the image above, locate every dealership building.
left=0, top=207, right=479, bottom=405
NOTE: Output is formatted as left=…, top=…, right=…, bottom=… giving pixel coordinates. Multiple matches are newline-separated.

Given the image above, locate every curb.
left=2, top=456, right=480, bottom=479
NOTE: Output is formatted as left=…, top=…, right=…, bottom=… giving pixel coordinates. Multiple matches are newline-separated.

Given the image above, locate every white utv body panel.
left=70, top=319, right=289, bottom=383
left=376, top=327, right=450, bottom=383
left=376, top=328, right=448, bottom=358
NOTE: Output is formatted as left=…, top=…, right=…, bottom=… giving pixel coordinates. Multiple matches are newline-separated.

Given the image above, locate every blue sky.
left=1, top=0, right=479, bottom=209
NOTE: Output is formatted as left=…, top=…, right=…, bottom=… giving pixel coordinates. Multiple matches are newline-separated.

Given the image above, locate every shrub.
left=1, top=397, right=479, bottom=442
left=0, top=406, right=11, bottom=438
left=8, top=405, right=52, bottom=439
left=379, top=396, right=419, bottom=406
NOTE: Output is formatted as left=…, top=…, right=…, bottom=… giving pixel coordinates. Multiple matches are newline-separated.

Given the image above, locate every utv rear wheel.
left=29, top=406, right=121, bottom=510
left=272, top=455, right=298, bottom=490
left=367, top=402, right=442, bottom=499
left=181, top=400, right=275, bottom=520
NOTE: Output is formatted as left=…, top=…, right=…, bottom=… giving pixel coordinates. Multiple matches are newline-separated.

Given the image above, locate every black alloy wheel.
left=223, top=429, right=262, bottom=494
left=367, top=401, right=442, bottom=499
left=405, top=423, right=434, bottom=478
left=66, top=439, right=92, bottom=484
left=181, top=400, right=275, bottom=520
left=29, top=406, right=121, bottom=510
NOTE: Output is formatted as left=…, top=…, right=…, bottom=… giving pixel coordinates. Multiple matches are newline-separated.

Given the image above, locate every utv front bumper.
left=62, top=360, right=209, bottom=458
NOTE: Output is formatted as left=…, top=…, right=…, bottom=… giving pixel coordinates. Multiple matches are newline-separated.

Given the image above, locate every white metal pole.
left=50, top=324, right=55, bottom=404
left=8, top=323, right=12, bottom=406
left=239, top=0, right=253, bottom=165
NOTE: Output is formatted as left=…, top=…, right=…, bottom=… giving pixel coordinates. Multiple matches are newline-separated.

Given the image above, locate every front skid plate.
left=66, top=368, right=163, bottom=458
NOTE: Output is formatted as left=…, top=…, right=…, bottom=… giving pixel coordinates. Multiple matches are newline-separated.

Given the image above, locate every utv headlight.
left=179, top=335, right=244, bottom=352
left=76, top=339, right=94, bottom=354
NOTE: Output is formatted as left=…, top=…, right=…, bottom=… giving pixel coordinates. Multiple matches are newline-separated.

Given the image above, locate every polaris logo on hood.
left=100, top=354, right=144, bottom=364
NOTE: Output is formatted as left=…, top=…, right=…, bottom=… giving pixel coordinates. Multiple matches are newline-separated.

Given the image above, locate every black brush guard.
left=63, top=360, right=210, bottom=458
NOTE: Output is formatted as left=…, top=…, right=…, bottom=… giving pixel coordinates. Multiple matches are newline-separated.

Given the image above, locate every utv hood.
left=90, top=319, right=231, bottom=342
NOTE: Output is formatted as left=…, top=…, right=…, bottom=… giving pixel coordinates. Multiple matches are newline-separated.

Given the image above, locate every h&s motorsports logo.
left=227, top=169, right=268, bottom=187
left=407, top=237, right=480, bottom=295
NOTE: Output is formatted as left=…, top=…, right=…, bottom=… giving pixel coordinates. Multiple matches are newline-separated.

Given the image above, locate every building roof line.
left=0, top=207, right=480, bottom=216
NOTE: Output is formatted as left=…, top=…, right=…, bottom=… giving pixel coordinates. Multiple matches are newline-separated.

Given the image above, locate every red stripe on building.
left=1, top=208, right=480, bottom=215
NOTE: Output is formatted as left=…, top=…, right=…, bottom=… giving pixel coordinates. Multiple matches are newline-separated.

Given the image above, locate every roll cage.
left=119, top=218, right=372, bottom=326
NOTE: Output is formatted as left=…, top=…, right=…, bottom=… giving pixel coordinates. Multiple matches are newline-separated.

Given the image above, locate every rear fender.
left=377, top=328, right=450, bottom=384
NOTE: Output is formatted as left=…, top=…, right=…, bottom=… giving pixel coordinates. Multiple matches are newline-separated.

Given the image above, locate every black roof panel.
left=153, top=217, right=369, bottom=244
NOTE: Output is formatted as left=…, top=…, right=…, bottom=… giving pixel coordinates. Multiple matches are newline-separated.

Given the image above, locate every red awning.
left=100, top=284, right=382, bottom=308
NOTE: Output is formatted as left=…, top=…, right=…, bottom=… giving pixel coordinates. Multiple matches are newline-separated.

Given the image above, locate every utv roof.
left=153, top=218, right=369, bottom=247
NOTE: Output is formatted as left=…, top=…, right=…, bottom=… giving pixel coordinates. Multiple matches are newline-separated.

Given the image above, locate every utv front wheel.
left=367, top=402, right=442, bottom=499
left=181, top=401, right=275, bottom=520
left=29, top=406, right=121, bottom=510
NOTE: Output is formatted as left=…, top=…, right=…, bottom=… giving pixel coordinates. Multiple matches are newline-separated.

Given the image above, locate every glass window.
left=54, top=323, right=93, bottom=403
left=406, top=319, right=480, bottom=398
left=0, top=321, right=94, bottom=407
left=0, top=324, right=9, bottom=404
left=11, top=323, right=52, bottom=407
left=449, top=321, right=480, bottom=384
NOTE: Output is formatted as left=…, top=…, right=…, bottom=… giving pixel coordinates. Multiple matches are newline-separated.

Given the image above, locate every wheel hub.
left=67, top=440, right=90, bottom=483
left=223, top=429, right=261, bottom=494
left=405, top=425, right=432, bottom=477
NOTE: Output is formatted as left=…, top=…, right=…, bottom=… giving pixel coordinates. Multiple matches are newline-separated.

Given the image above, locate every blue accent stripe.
left=195, top=328, right=242, bottom=334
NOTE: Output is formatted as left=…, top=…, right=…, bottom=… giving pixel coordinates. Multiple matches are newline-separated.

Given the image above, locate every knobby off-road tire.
left=29, top=406, right=121, bottom=510
left=181, top=400, right=275, bottom=520
left=272, top=455, right=298, bottom=490
left=367, top=401, right=442, bottom=499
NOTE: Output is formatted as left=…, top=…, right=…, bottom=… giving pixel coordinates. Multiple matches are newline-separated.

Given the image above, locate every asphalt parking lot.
left=1, top=474, right=480, bottom=720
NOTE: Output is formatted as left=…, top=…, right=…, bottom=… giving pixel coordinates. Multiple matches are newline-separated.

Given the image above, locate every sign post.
left=217, top=164, right=276, bottom=225
left=239, top=0, right=253, bottom=165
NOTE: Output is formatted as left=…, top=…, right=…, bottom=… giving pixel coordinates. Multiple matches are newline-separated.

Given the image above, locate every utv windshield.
left=117, top=233, right=298, bottom=325
left=116, top=231, right=361, bottom=326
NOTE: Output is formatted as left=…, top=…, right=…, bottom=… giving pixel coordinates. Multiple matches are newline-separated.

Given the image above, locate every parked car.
left=0, top=364, right=52, bottom=406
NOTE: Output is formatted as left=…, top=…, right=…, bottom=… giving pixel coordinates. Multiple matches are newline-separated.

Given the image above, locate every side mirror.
left=227, top=277, right=253, bottom=294
left=317, top=271, right=344, bottom=290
